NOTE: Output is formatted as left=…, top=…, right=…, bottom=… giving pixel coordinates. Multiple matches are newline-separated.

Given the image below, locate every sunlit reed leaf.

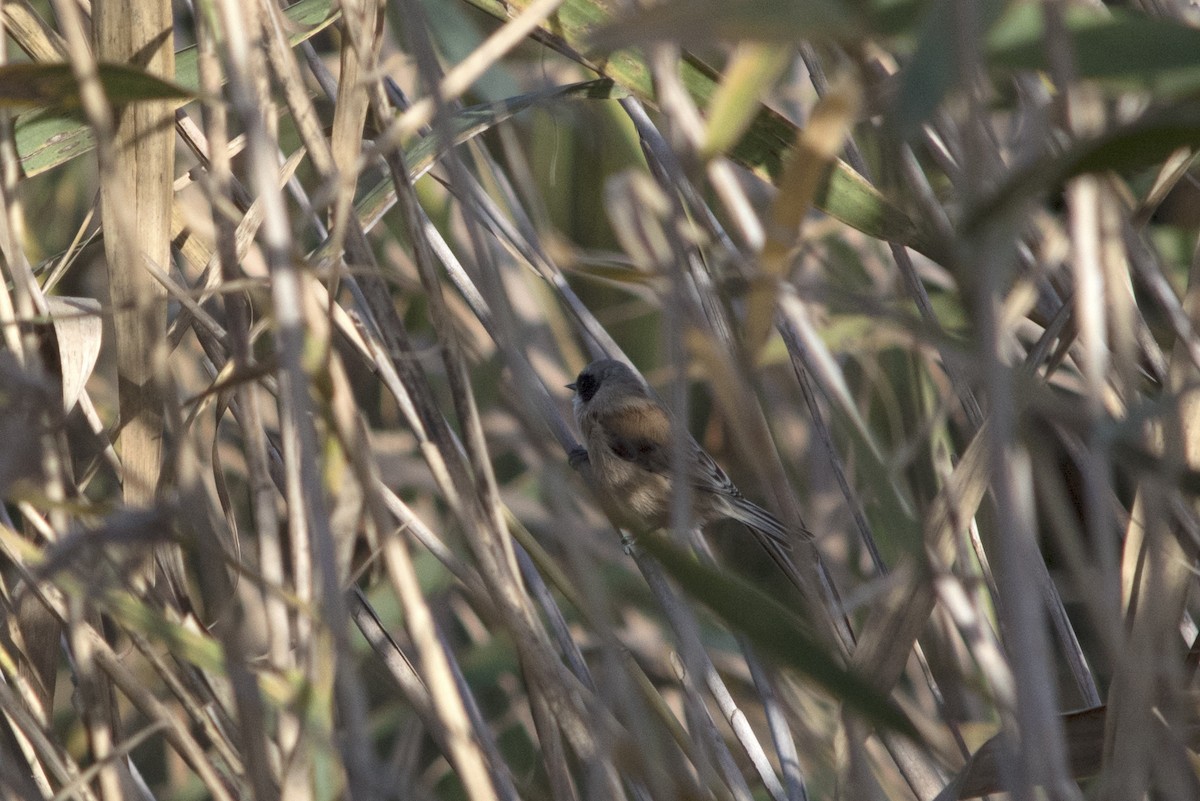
left=46, top=296, right=101, bottom=413
left=701, top=42, right=793, bottom=160
left=746, top=79, right=859, bottom=353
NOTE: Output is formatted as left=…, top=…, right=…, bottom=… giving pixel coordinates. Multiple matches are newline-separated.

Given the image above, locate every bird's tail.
left=732, top=500, right=855, bottom=645
left=728, top=498, right=810, bottom=594
left=728, top=497, right=808, bottom=549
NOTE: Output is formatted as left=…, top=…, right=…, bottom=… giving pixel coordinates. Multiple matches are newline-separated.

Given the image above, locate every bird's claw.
left=568, top=446, right=590, bottom=470
left=620, top=531, right=638, bottom=556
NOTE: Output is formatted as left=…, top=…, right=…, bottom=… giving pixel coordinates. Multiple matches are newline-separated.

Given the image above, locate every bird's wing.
left=597, top=397, right=743, bottom=496
left=690, top=445, right=741, bottom=498
left=729, top=497, right=797, bottom=548
left=595, top=396, right=804, bottom=554
left=594, top=397, right=673, bottom=474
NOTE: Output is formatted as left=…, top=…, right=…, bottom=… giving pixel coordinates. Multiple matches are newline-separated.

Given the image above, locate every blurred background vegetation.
left=0, top=0, right=1199, bottom=799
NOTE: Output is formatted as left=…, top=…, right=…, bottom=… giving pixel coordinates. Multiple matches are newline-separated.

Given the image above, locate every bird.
left=567, top=359, right=807, bottom=578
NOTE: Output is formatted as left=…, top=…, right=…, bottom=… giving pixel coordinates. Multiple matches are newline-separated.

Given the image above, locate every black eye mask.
left=574, top=372, right=601, bottom=402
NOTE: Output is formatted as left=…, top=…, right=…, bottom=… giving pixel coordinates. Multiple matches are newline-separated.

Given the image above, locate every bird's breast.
left=589, top=440, right=671, bottom=525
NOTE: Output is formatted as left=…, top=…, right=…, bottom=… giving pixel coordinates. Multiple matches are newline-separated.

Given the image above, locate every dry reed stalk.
left=95, top=0, right=174, bottom=508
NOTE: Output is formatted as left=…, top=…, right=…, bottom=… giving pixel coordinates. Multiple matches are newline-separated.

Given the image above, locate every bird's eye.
left=575, top=372, right=600, bottom=402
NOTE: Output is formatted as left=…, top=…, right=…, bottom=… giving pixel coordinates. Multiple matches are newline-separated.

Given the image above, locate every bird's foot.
left=568, top=446, right=590, bottom=470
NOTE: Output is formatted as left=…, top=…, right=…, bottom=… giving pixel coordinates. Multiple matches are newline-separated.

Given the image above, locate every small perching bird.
left=567, top=359, right=807, bottom=577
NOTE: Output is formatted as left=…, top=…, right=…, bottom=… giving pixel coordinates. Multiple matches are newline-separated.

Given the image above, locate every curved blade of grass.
left=14, top=0, right=339, bottom=176
left=0, top=62, right=193, bottom=108
left=988, top=4, right=1200, bottom=94
left=639, top=531, right=919, bottom=739
left=458, top=0, right=933, bottom=255
left=588, top=0, right=860, bottom=47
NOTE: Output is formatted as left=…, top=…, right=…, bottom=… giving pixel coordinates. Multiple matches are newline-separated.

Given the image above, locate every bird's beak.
left=566, top=382, right=577, bottom=391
